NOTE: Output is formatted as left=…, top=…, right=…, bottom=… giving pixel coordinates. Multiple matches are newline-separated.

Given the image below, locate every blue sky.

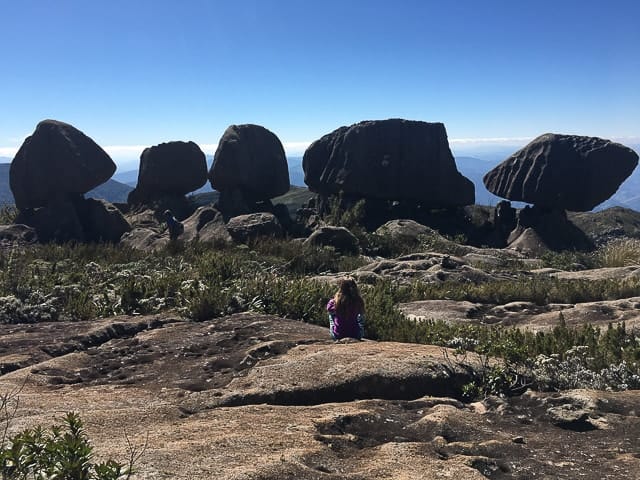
left=1, top=0, right=638, bottom=169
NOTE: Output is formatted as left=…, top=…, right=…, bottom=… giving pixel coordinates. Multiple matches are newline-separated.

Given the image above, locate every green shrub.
left=541, top=250, right=594, bottom=270
left=0, top=205, right=18, bottom=224
left=0, top=412, right=138, bottom=480
left=324, top=194, right=366, bottom=232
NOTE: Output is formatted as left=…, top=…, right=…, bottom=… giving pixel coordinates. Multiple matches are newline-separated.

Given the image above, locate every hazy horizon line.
left=1, top=136, right=639, bottom=164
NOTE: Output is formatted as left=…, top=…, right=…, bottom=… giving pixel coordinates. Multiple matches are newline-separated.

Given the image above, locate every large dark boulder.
left=14, top=197, right=131, bottom=244
left=209, top=124, right=289, bottom=200
left=302, top=119, right=474, bottom=207
left=128, top=141, right=207, bottom=204
left=483, top=134, right=639, bottom=211
left=77, top=198, right=131, bottom=243
left=10, top=120, right=116, bottom=210
left=14, top=198, right=85, bottom=243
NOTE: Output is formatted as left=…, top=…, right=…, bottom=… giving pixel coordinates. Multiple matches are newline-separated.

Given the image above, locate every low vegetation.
left=1, top=234, right=639, bottom=399
left=0, top=386, right=143, bottom=480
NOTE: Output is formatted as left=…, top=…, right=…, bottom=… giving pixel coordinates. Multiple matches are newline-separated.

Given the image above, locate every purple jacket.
left=327, top=298, right=364, bottom=340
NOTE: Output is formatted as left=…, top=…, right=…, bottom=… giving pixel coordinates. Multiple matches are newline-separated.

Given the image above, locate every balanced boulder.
left=10, top=120, right=116, bottom=210
left=303, top=119, right=474, bottom=207
left=128, top=141, right=207, bottom=204
left=209, top=124, right=290, bottom=211
left=483, top=134, right=639, bottom=211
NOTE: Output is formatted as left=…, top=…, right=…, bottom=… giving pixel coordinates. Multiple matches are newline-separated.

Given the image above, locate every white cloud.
left=0, top=147, right=18, bottom=157
left=102, top=145, right=147, bottom=159
left=449, top=136, right=534, bottom=146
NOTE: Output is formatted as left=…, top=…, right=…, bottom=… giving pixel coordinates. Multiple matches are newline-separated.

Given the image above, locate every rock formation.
left=303, top=119, right=475, bottom=209
left=304, top=225, right=359, bottom=254
left=9, top=120, right=130, bottom=243
left=10, top=120, right=116, bottom=211
left=482, top=134, right=638, bottom=251
left=483, top=133, right=639, bottom=212
left=127, top=141, right=207, bottom=205
left=226, top=212, right=283, bottom=243
left=209, top=124, right=289, bottom=217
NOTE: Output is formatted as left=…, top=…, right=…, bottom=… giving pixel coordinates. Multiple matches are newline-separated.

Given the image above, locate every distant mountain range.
left=2, top=145, right=640, bottom=211
left=0, top=160, right=133, bottom=205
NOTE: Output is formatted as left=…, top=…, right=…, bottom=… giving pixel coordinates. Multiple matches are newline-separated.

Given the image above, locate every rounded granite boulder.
left=129, top=141, right=207, bottom=204
left=209, top=124, right=290, bottom=200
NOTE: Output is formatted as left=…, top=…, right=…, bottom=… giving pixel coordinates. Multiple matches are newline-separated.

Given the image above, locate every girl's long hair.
left=334, top=277, right=365, bottom=318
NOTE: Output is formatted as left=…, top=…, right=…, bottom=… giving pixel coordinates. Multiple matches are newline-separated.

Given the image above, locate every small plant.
left=0, top=411, right=143, bottom=480
left=0, top=206, right=18, bottom=224
left=541, top=250, right=593, bottom=270
left=324, top=194, right=366, bottom=233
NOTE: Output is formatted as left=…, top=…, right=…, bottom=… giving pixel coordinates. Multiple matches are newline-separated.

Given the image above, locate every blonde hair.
left=333, top=277, right=364, bottom=318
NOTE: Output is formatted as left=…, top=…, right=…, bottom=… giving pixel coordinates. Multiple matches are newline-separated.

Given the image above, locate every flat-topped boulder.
left=483, top=133, right=639, bottom=211
left=303, top=119, right=474, bottom=207
left=128, top=141, right=207, bottom=204
left=10, top=120, right=116, bottom=210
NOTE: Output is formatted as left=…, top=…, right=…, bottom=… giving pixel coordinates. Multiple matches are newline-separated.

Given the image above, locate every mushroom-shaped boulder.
left=10, top=120, right=116, bottom=210
left=483, top=134, right=639, bottom=211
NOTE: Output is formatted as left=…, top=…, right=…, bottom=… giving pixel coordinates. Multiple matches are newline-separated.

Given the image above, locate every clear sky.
left=1, top=0, right=638, bottom=169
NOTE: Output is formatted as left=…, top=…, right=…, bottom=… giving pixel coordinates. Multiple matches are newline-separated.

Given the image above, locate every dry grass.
left=596, top=238, right=640, bottom=267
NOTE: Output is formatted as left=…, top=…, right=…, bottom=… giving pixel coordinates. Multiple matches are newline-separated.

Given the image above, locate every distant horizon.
left=2, top=132, right=639, bottom=173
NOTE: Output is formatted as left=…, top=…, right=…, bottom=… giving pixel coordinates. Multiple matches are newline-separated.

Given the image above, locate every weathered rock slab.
left=401, top=296, right=640, bottom=331
left=0, top=313, right=638, bottom=479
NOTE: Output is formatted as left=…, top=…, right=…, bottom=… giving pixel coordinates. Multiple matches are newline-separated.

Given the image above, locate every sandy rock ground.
left=0, top=312, right=639, bottom=479
left=399, top=297, right=640, bottom=331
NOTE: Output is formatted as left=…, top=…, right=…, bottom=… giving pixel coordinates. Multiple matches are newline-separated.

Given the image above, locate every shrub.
left=0, top=412, right=140, bottom=480
left=0, top=206, right=18, bottom=224
left=324, top=194, right=366, bottom=232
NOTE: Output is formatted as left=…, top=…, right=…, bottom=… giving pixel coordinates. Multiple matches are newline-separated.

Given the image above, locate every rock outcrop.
left=375, top=219, right=437, bottom=243
left=226, top=212, right=283, bottom=243
left=0, top=224, right=37, bottom=243
left=304, top=225, right=359, bottom=254
left=303, top=119, right=475, bottom=207
left=181, top=206, right=232, bottom=245
left=9, top=120, right=116, bottom=211
left=77, top=198, right=132, bottom=243
left=128, top=141, right=207, bottom=205
left=209, top=124, right=289, bottom=217
left=483, top=133, right=639, bottom=212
